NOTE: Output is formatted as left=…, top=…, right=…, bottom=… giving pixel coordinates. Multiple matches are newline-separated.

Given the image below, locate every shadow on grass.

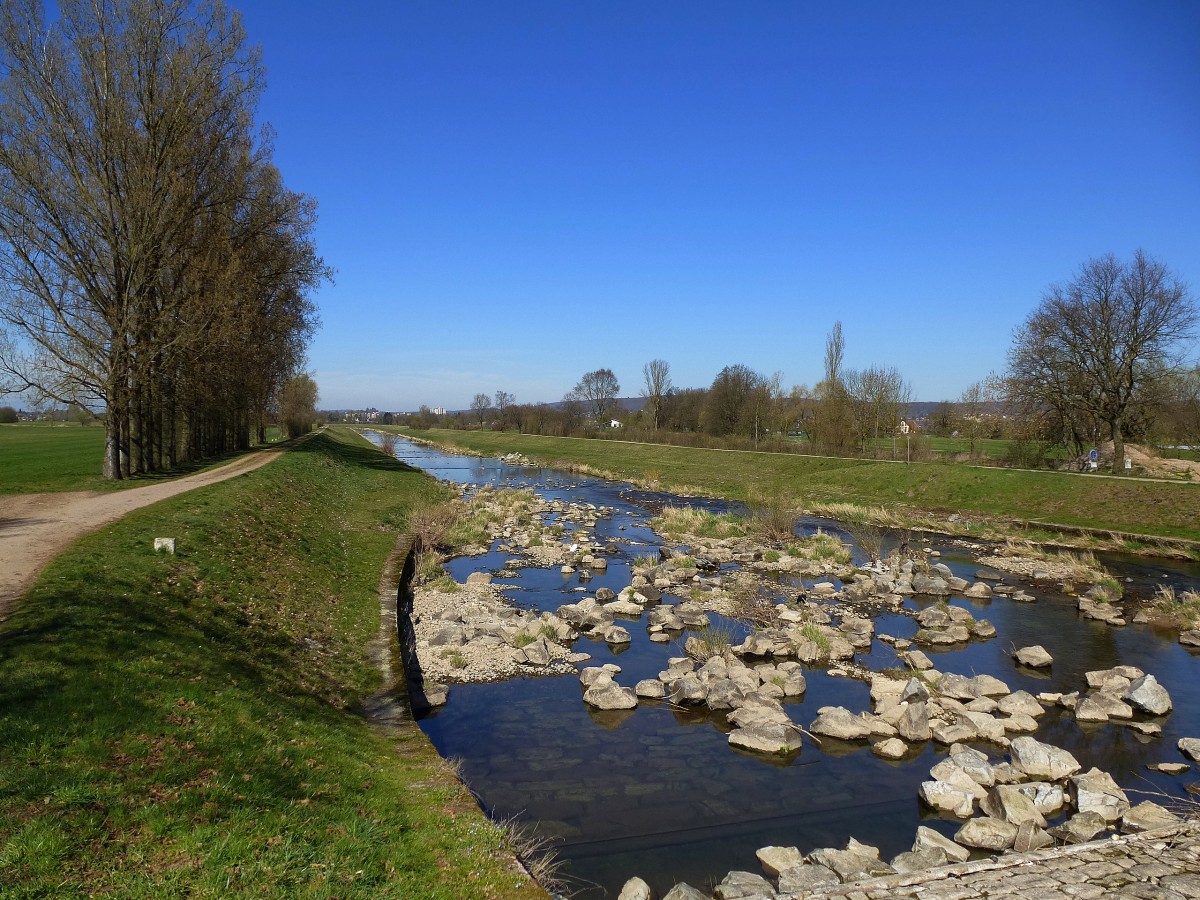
left=295, top=431, right=422, bottom=474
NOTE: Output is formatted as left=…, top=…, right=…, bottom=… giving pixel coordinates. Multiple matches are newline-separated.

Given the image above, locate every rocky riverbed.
left=383, top=435, right=1200, bottom=899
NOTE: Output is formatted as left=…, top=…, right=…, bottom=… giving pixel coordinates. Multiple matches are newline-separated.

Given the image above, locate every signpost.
left=900, top=420, right=911, bottom=465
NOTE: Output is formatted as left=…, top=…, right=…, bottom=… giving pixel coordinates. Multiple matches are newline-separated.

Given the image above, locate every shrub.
left=411, top=502, right=464, bottom=553
left=0, top=406, right=17, bottom=423
left=748, top=491, right=802, bottom=542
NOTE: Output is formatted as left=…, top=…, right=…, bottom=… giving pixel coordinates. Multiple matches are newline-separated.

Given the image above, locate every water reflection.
left=374, top=434, right=1200, bottom=898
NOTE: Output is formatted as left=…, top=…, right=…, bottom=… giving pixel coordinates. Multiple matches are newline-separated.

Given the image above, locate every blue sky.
left=236, top=1, right=1200, bottom=411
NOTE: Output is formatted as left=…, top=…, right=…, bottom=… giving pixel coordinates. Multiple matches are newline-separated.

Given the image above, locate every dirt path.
left=0, top=447, right=289, bottom=620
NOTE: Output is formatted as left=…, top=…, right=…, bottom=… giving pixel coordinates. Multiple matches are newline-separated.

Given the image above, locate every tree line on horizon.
left=404, top=251, right=1199, bottom=473
left=0, top=0, right=325, bottom=478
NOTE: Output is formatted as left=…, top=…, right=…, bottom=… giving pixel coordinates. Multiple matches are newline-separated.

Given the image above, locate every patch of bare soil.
left=1096, top=442, right=1200, bottom=480
left=0, top=448, right=287, bottom=619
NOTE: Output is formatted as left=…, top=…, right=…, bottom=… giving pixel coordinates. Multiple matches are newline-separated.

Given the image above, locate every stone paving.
left=783, top=822, right=1200, bottom=900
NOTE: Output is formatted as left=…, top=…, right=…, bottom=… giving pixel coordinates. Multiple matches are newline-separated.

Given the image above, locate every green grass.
left=0, top=426, right=542, bottom=899
left=0, top=423, right=284, bottom=495
left=0, top=423, right=111, bottom=493
left=786, top=434, right=1014, bottom=458
left=396, top=428, right=1200, bottom=544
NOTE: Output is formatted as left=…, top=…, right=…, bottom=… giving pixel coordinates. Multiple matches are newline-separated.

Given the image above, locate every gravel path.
left=0, top=447, right=288, bottom=619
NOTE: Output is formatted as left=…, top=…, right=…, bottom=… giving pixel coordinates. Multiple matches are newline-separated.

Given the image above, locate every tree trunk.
left=1111, top=418, right=1125, bottom=475
left=103, top=417, right=122, bottom=480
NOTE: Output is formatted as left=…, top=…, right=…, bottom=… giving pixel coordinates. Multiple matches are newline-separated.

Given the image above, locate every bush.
left=1004, top=438, right=1050, bottom=469
left=748, top=491, right=802, bottom=542
left=410, top=502, right=465, bottom=553
left=0, top=406, right=17, bottom=423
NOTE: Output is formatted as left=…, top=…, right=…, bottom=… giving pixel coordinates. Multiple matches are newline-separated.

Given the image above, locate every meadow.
left=0, top=423, right=288, bottom=495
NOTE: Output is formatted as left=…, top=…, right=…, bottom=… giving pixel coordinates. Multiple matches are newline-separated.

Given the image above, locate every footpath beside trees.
left=0, top=0, right=325, bottom=478
left=1007, top=251, right=1196, bottom=473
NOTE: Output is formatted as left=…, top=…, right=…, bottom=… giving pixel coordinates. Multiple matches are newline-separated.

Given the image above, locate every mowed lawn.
left=0, top=424, right=111, bottom=494
left=0, top=424, right=292, bottom=495
left=399, top=428, right=1200, bottom=544
left=0, top=427, right=544, bottom=899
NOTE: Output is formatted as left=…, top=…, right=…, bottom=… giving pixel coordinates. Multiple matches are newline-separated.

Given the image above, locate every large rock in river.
left=582, top=672, right=637, bottom=710
left=1070, top=767, right=1129, bottom=822
left=728, top=722, right=802, bottom=755
left=954, top=816, right=1018, bottom=851
left=810, top=706, right=872, bottom=741
left=1012, top=645, right=1053, bottom=668
left=1123, top=674, right=1172, bottom=716
left=1009, top=736, right=1082, bottom=781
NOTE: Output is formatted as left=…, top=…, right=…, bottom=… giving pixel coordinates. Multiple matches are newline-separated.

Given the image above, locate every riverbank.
left=0, top=427, right=545, bottom=898
left=395, top=428, right=1200, bottom=555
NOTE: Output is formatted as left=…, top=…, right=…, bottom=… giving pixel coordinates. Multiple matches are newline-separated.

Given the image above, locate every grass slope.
left=0, top=426, right=543, bottom=899
left=400, top=429, right=1200, bottom=543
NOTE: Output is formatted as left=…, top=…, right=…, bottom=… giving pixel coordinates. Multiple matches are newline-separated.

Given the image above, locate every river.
left=373, top=434, right=1200, bottom=898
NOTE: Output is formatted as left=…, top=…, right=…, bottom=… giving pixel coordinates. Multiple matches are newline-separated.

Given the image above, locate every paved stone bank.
left=782, top=822, right=1200, bottom=900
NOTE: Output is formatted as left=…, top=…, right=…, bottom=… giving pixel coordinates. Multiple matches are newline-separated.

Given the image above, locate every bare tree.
left=846, top=365, right=911, bottom=455
left=958, top=375, right=1000, bottom=458
left=1008, top=251, right=1195, bottom=473
left=1159, top=366, right=1200, bottom=450
left=570, top=368, right=620, bottom=423
left=641, top=359, right=672, bottom=431
left=0, top=0, right=322, bottom=477
left=494, top=390, right=514, bottom=414
left=470, top=392, right=491, bottom=427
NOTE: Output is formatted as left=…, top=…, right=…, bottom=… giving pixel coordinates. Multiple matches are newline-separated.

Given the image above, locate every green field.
left=0, top=424, right=112, bottom=493
left=0, top=424, right=288, bottom=495
left=0, top=426, right=542, bottom=898
left=787, top=434, right=1015, bottom=459
left=398, top=428, right=1200, bottom=545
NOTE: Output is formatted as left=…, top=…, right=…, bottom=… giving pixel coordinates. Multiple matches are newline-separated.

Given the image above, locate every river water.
left=374, top=435, right=1200, bottom=898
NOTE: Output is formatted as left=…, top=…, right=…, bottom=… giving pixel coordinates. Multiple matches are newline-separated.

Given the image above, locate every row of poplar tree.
left=0, top=0, right=325, bottom=478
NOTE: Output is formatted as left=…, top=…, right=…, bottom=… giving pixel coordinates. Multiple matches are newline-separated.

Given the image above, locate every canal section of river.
left=372, top=435, right=1200, bottom=899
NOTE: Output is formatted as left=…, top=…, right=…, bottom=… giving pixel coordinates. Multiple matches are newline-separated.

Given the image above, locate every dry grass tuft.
left=747, top=491, right=803, bottom=542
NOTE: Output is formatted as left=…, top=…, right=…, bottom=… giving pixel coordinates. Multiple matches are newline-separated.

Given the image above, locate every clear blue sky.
left=236, top=1, right=1200, bottom=411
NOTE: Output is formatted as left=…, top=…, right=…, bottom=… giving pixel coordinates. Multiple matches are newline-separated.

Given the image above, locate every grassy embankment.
left=787, top=434, right=1016, bottom=460
left=0, top=425, right=543, bottom=899
left=0, top=423, right=288, bottom=495
left=396, top=428, right=1200, bottom=549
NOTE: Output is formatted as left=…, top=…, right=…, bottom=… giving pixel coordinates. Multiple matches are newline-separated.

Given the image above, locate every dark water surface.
left=375, top=436, right=1200, bottom=898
